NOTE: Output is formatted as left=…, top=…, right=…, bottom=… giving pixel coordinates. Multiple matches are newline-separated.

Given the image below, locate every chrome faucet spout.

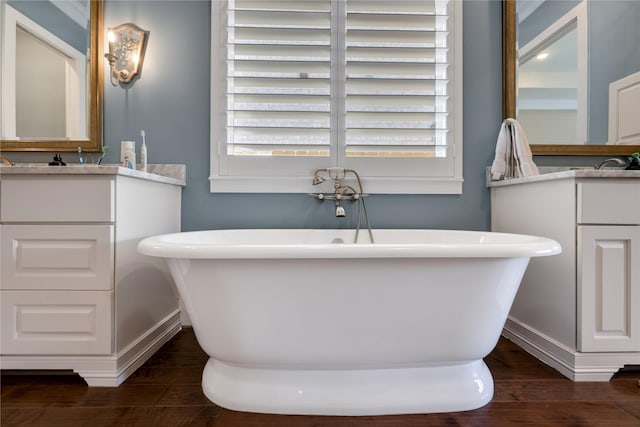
left=595, top=158, right=626, bottom=170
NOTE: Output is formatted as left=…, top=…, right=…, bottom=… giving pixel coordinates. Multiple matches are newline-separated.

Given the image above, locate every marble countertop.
left=0, top=163, right=186, bottom=186
left=487, top=167, right=640, bottom=188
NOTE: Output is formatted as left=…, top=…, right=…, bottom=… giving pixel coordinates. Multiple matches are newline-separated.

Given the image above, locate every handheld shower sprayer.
left=312, top=170, right=326, bottom=185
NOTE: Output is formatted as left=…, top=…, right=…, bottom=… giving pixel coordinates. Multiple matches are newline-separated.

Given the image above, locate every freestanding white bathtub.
left=138, top=229, right=560, bottom=416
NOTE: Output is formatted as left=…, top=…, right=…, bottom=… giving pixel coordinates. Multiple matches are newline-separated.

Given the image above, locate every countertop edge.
left=487, top=167, right=640, bottom=188
left=0, top=164, right=186, bottom=186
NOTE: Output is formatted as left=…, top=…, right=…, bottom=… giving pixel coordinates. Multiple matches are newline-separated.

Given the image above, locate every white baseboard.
left=1, top=310, right=181, bottom=387
left=502, top=317, right=640, bottom=381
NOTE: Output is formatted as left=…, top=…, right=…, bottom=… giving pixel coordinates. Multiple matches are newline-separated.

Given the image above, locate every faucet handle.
left=626, top=152, right=640, bottom=170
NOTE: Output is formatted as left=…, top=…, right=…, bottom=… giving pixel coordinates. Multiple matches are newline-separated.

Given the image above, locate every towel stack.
left=491, top=118, right=539, bottom=180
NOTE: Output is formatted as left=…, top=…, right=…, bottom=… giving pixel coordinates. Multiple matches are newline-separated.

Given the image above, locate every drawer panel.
left=1, top=225, right=114, bottom=291
left=0, top=177, right=114, bottom=222
left=577, top=181, right=640, bottom=224
left=1, top=290, right=113, bottom=355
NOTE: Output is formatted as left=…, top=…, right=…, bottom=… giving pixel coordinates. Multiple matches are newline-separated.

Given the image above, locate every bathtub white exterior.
left=138, top=229, right=560, bottom=415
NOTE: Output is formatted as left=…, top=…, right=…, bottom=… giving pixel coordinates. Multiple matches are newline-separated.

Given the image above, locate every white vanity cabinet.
left=0, top=166, right=184, bottom=386
left=577, top=181, right=640, bottom=353
left=491, top=171, right=640, bottom=381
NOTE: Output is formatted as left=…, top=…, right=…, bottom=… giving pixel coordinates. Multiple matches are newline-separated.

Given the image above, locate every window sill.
left=209, top=175, right=463, bottom=194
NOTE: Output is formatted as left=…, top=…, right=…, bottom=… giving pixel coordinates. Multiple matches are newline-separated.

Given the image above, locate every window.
left=210, top=0, right=462, bottom=194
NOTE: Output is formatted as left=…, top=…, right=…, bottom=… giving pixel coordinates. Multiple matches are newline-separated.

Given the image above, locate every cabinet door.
left=578, top=225, right=640, bottom=352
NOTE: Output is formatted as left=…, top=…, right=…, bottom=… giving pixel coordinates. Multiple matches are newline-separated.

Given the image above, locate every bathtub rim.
left=138, top=229, right=561, bottom=259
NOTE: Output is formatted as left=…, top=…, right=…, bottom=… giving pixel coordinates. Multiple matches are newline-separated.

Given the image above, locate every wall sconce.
left=104, top=23, right=148, bottom=87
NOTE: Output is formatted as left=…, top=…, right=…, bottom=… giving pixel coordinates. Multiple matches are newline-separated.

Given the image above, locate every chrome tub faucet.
left=310, top=168, right=374, bottom=243
left=311, top=168, right=362, bottom=217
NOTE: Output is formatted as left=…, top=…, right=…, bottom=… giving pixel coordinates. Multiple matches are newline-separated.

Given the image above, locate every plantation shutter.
left=345, top=0, right=451, bottom=159
left=226, top=0, right=332, bottom=158
left=213, top=0, right=462, bottom=193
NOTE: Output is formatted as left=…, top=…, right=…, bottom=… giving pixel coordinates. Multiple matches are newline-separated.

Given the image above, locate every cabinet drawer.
left=1, top=290, right=113, bottom=355
left=0, top=176, right=114, bottom=222
left=1, top=225, right=114, bottom=291
left=577, top=181, right=640, bottom=224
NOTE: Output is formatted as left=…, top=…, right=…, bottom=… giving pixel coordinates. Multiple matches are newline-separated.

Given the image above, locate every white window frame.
left=210, top=0, right=463, bottom=194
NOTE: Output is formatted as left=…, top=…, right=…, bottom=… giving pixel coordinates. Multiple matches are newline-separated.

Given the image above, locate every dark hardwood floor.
left=2, top=329, right=639, bottom=426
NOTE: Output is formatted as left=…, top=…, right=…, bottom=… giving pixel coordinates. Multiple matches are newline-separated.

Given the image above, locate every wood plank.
left=1, top=330, right=638, bottom=426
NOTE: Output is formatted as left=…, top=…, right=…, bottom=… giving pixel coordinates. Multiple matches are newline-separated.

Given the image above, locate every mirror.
left=1, top=0, right=103, bottom=152
left=503, top=0, right=640, bottom=155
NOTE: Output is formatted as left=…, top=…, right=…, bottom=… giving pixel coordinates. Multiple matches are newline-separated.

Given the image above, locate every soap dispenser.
left=48, top=154, right=66, bottom=166
left=626, top=152, right=640, bottom=170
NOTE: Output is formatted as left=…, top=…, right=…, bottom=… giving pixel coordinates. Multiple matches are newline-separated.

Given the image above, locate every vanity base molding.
left=503, top=318, right=640, bottom=382
left=0, top=311, right=181, bottom=386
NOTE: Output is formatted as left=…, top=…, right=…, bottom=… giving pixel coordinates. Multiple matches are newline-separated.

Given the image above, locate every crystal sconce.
left=104, top=23, right=148, bottom=86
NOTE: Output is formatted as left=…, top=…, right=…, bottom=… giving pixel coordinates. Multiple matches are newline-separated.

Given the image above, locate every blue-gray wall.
left=518, top=0, right=579, bottom=47
left=100, top=0, right=501, bottom=232
left=7, top=1, right=607, bottom=232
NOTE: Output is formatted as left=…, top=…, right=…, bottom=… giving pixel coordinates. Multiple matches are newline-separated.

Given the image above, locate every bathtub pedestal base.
left=202, top=358, right=494, bottom=416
